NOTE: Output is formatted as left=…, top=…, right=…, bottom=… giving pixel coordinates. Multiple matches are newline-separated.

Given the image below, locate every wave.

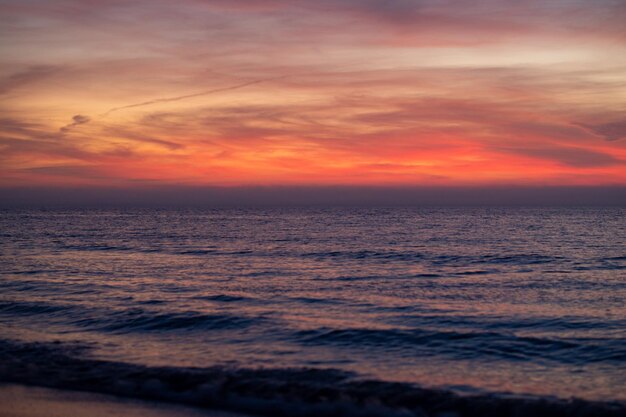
left=196, top=294, right=253, bottom=303
left=34, top=243, right=619, bottom=276
left=178, top=249, right=219, bottom=255
left=430, top=253, right=561, bottom=266
left=483, top=316, right=626, bottom=332
left=0, top=339, right=624, bottom=417
left=71, top=309, right=260, bottom=332
left=302, top=250, right=425, bottom=262
left=474, top=254, right=559, bottom=265
left=288, top=296, right=342, bottom=305
left=59, top=244, right=257, bottom=257
left=0, top=301, right=262, bottom=333
left=0, top=300, right=68, bottom=316
left=301, top=250, right=564, bottom=267
left=453, top=270, right=493, bottom=276
left=294, top=327, right=626, bottom=363
left=4, top=300, right=624, bottom=364
left=384, top=312, right=626, bottom=332
left=603, top=256, right=626, bottom=261
left=0, top=279, right=111, bottom=295
left=177, top=249, right=254, bottom=256
left=61, top=244, right=136, bottom=252
left=0, top=269, right=65, bottom=275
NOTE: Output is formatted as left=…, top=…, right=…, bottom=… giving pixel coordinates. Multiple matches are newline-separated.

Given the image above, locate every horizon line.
left=1, top=185, right=624, bottom=208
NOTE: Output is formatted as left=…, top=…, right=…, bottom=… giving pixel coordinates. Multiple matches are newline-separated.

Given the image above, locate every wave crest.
left=0, top=340, right=624, bottom=417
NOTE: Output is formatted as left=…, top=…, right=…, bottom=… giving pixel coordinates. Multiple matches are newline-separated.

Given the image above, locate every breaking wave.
left=0, top=339, right=624, bottom=417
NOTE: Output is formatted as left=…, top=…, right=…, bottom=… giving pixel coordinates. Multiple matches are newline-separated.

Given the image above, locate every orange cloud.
left=0, top=0, right=625, bottom=188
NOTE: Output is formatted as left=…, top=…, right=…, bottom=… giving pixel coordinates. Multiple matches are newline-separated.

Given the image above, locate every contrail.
left=101, top=77, right=285, bottom=116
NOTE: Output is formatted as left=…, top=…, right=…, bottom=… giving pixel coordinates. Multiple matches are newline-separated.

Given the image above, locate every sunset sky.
left=1, top=0, right=625, bottom=188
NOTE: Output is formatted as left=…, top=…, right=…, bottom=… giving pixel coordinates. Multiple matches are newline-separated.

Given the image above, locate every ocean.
left=1, top=207, right=625, bottom=416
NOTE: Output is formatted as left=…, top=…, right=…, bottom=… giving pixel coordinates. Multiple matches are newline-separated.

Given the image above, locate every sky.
left=1, top=0, right=625, bottom=190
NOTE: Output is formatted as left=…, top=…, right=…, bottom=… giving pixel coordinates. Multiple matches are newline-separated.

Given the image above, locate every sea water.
left=1, top=207, right=625, bottom=413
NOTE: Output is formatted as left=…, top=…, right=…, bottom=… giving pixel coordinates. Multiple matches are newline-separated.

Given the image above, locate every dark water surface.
left=1, top=208, right=625, bottom=413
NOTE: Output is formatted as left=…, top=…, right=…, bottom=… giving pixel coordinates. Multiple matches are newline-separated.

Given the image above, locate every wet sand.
left=0, top=384, right=253, bottom=417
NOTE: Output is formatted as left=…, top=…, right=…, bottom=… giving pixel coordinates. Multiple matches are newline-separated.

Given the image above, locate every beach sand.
left=0, top=384, right=253, bottom=417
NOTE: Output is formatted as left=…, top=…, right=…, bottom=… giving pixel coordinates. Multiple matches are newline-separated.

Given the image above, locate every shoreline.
left=0, top=383, right=253, bottom=417
left=2, top=378, right=626, bottom=417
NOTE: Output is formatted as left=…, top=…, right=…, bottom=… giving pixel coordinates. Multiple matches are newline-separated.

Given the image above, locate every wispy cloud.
left=0, top=66, right=60, bottom=95
left=59, top=115, right=91, bottom=133
left=578, top=120, right=626, bottom=142
left=497, top=145, right=624, bottom=168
